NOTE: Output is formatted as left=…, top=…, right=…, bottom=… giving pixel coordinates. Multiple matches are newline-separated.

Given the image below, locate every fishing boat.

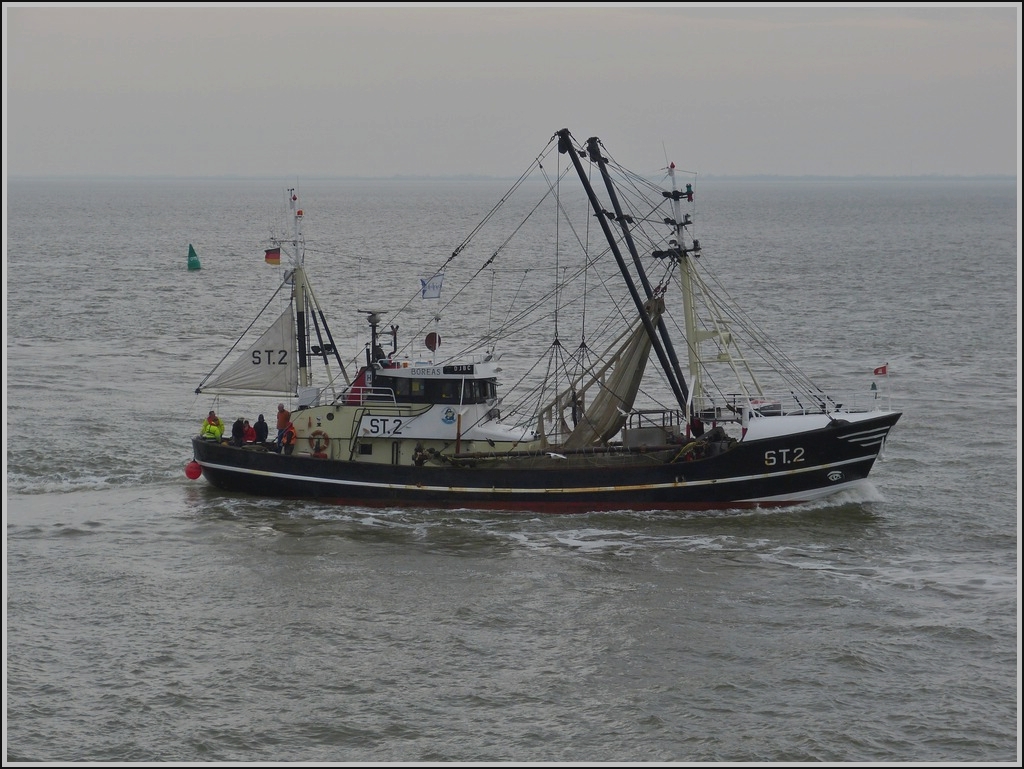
left=188, top=128, right=900, bottom=512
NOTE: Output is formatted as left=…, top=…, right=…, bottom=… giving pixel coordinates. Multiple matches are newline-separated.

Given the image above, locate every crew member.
left=281, top=421, right=297, bottom=455
left=200, top=410, right=225, bottom=441
left=276, top=402, right=291, bottom=446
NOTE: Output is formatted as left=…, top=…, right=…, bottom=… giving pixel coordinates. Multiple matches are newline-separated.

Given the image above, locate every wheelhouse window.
left=464, top=379, right=496, bottom=402
left=438, top=380, right=460, bottom=403
left=372, top=375, right=497, bottom=405
left=392, top=377, right=411, bottom=399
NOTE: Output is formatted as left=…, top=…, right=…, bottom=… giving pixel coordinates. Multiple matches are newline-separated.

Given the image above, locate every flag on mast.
left=265, top=247, right=281, bottom=265
left=420, top=272, right=444, bottom=299
left=873, top=364, right=888, bottom=376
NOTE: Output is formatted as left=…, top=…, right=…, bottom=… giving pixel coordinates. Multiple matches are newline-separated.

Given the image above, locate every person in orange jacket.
left=281, top=421, right=297, bottom=455
left=275, top=402, right=291, bottom=446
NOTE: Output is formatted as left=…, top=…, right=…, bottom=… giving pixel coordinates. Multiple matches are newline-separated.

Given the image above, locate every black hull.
left=190, top=412, right=900, bottom=513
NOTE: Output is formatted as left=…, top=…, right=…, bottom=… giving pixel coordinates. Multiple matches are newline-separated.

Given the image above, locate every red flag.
left=264, top=247, right=281, bottom=265
left=873, top=364, right=888, bottom=376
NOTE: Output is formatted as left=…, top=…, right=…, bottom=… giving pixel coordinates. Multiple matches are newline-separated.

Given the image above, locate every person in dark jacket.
left=254, top=414, right=269, bottom=445
left=230, top=417, right=245, bottom=447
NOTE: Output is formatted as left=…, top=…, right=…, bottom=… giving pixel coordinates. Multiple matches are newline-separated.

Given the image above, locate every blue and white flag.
left=420, top=272, right=444, bottom=300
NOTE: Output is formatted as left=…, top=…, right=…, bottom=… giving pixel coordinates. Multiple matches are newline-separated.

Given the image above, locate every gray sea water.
left=4, top=174, right=1020, bottom=763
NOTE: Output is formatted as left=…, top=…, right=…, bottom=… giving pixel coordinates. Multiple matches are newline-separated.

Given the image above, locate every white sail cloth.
left=201, top=309, right=298, bottom=395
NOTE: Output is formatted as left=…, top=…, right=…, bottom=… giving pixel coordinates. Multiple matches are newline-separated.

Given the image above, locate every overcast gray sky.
left=4, top=3, right=1020, bottom=178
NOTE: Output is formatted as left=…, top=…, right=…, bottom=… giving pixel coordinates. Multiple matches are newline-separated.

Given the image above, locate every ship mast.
left=286, top=189, right=311, bottom=389
left=287, top=190, right=351, bottom=397
left=666, top=165, right=774, bottom=416
left=666, top=163, right=703, bottom=408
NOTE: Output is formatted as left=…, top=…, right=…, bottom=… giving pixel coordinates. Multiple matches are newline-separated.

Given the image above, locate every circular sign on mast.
left=425, top=332, right=441, bottom=352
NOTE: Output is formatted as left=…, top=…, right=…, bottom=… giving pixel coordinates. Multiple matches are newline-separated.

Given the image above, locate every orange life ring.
left=308, top=429, right=330, bottom=452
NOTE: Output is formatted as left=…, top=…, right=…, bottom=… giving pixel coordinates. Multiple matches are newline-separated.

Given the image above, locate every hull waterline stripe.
left=198, top=452, right=880, bottom=496
left=738, top=478, right=871, bottom=504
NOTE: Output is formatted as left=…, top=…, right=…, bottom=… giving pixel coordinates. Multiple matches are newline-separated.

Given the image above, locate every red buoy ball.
left=185, top=461, right=202, bottom=480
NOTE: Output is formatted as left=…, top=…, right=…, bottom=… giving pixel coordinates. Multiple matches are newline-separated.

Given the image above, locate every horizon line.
left=6, top=172, right=1018, bottom=183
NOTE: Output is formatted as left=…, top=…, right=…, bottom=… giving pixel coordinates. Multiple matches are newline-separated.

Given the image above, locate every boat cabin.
left=342, top=360, right=500, bottom=408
